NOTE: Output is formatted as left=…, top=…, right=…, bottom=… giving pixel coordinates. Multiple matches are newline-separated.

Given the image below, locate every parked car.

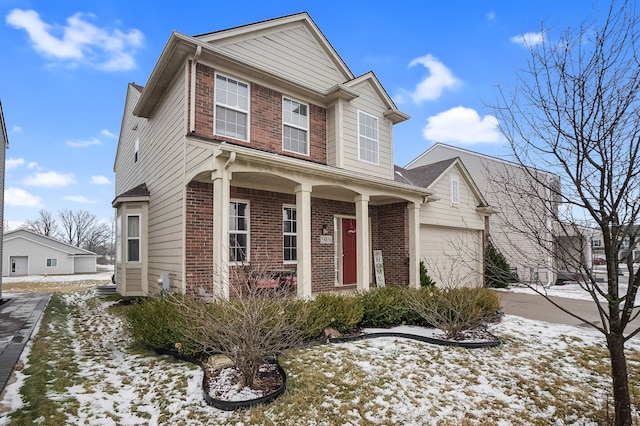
left=593, top=257, right=606, bottom=265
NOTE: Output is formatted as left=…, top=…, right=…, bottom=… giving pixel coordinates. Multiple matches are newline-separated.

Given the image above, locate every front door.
left=342, top=218, right=357, bottom=284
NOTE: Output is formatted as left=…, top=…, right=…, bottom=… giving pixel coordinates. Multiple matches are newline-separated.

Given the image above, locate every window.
left=46, top=258, right=57, bottom=267
left=134, top=138, right=139, bottom=163
left=592, top=239, right=602, bottom=248
left=215, top=74, right=249, bottom=141
left=229, top=201, right=249, bottom=263
left=358, top=111, right=379, bottom=164
left=451, top=178, right=459, bottom=206
left=116, top=215, right=121, bottom=262
left=127, top=215, right=141, bottom=262
left=283, top=97, right=309, bottom=155
left=283, top=206, right=297, bottom=263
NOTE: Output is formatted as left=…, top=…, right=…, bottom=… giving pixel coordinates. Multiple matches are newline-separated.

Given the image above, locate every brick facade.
left=190, top=62, right=327, bottom=164
left=185, top=181, right=214, bottom=295
left=184, top=184, right=411, bottom=295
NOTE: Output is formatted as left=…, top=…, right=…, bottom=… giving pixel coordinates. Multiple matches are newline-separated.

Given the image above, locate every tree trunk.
left=607, top=333, right=632, bottom=425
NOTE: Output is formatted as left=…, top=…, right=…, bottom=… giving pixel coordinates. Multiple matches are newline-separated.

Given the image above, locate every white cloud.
left=22, top=171, right=76, bottom=187
left=422, top=106, right=503, bottom=144
left=398, top=54, right=461, bottom=104
left=27, top=161, right=40, bottom=169
left=511, top=32, right=545, bottom=47
left=67, top=137, right=101, bottom=148
left=11, top=125, right=22, bottom=134
left=64, top=195, right=99, bottom=204
left=486, top=11, right=496, bottom=24
left=101, top=129, right=116, bottom=138
left=6, top=9, right=144, bottom=71
left=6, top=157, right=25, bottom=170
left=91, top=175, right=110, bottom=185
left=5, top=187, right=42, bottom=207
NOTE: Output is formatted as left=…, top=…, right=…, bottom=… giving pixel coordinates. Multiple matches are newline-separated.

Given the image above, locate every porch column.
left=355, top=194, right=370, bottom=291
left=212, top=166, right=231, bottom=299
left=408, top=202, right=421, bottom=289
left=295, top=183, right=312, bottom=299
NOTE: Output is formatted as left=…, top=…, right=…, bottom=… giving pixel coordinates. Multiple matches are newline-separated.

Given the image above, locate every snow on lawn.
left=1, top=283, right=639, bottom=424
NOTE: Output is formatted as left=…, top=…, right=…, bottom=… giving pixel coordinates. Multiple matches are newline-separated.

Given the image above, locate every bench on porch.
left=254, top=269, right=297, bottom=291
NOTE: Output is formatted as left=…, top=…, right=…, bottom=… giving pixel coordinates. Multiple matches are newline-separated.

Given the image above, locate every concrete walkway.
left=496, top=290, right=640, bottom=331
left=0, top=293, right=51, bottom=395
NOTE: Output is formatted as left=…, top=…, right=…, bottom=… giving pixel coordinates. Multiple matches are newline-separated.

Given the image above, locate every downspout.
left=189, top=45, right=202, bottom=133
left=546, top=182, right=554, bottom=287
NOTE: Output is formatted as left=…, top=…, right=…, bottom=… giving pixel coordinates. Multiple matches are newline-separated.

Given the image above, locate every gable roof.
left=396, top=157, right=491, bottom=209
left=345, top=72, right=409, bottom=124
left=4, top=228, right=97, bottom=256
left=134, top=13, right=357, bottom=118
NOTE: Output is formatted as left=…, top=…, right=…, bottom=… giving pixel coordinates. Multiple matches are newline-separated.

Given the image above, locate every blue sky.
left=0, top=0, right=609, bottom=228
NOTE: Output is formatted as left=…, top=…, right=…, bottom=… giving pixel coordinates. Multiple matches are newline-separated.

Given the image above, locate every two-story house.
left=113, top=13, right=492, bottom=298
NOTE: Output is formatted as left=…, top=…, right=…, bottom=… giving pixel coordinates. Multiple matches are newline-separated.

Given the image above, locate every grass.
left=1, top=287, right=640, bottom=424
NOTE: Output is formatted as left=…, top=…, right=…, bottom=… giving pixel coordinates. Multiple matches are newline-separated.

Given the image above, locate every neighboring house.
left=395, top=158, right=494, bottom=287
left=0, top=100, right=7, bottom=298
left=590, top=226, right=640, bottom=264
left=2, top=228, right=98, bottom=276
left=113, top=13, right=492, bottom=298
left=406, top=143, right=558, bottom=285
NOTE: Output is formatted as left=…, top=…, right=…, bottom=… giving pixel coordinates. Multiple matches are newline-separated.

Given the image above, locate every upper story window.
left=592, top=239, right=602, bottom=247
left=283, top=206, right=297, bottom=263
left=134, top=138, right=139, bottom=163
left=358, top=111, right=378, bottom=164
left=230, top=200, right=250, bottom=263
left=127, top=215, right=141, bottom=262
left=283, top=97, right=309, bottom=155
left=215, top=74, right=249, bottom=141
left=451, top=178, right=459, bottom=206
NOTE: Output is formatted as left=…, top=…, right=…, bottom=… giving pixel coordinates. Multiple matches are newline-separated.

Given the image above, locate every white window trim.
left=283, top=204, right=297, bottom=264
left=46, top=258, right=58, bottom=268
left=282, top=97, right=309, bottom=156
left=229, top=199, right=250, bottom=265
left=451, top=178, right=459, bottom=207
left=214, top=73, right=250, bottom=142
left=126, top=214, right=141, bottom=263
left=357, top=110, right=379, bottom=165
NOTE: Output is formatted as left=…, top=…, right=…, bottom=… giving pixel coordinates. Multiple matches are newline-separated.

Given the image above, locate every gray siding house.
left=3, top=229, right=97, bottom=276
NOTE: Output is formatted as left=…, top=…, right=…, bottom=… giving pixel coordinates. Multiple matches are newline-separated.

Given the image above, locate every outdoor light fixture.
left=322, top=224, right=329, bottom=234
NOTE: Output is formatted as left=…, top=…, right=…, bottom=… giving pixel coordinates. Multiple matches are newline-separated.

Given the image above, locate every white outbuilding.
left=2, top=228, right=97, bottom=277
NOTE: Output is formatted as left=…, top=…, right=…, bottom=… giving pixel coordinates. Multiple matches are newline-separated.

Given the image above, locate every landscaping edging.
left=156, top=328, right=500, bottom=411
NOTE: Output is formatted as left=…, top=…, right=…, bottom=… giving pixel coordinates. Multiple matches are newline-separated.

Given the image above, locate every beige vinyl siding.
left=213, top=24, right=347, bottom=92
left=420, top=226, right=483, bottom=288
left=326, top=104, right=337, bottom=166
left=419, top=170, right=484, bottom=231
left=411, top=145, right=551, bottom=285
left=142, top=68, right=188, bottom=292
left=124, top=266, right=143, bottom=294
left=114, top=87, right=145, bottom=195
left=341, top=81, right=394, bottom=179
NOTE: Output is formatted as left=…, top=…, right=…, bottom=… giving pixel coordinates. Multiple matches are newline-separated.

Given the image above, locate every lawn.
left=1, top=285, right=640, bottom=425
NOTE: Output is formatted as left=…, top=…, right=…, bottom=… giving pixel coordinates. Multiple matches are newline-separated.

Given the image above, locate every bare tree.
left=24, top=209, right=58, bottom=237
left=57, top=209, right=110, bottom=253
left=494, top=1, right=640, bottom=424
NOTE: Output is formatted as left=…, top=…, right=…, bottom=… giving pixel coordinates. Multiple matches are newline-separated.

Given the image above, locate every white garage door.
left=420, top=226, right=483, bottom=288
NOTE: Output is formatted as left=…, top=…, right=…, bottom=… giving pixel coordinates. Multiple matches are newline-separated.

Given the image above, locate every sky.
left=0, top=0, right=613, bottom=229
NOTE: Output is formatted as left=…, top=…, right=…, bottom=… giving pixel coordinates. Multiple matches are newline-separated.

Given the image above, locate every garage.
left=420, top=226, right=483, bottom=288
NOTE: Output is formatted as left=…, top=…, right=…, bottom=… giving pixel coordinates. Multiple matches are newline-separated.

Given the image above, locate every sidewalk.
left=0, top=293, right=51, bottom=395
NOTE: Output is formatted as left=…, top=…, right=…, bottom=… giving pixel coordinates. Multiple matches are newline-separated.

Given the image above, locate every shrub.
left=407, top=286, right=500, bottom=340
left=305, top=293, right=363, bottom=336
left=360, top=286, right=425, bottom=327
left=124, top=296, right=201, bottom=358
left=420, top=260, right=436, bottom=287
left=485, top=241, right=512, bottom=288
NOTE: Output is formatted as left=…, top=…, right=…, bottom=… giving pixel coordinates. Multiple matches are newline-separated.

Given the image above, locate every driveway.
left=496, top=290, right=640, bottom=331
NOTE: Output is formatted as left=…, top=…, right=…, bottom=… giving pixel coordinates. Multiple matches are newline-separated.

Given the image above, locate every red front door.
left=342, top=218, right=357, bottom=284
